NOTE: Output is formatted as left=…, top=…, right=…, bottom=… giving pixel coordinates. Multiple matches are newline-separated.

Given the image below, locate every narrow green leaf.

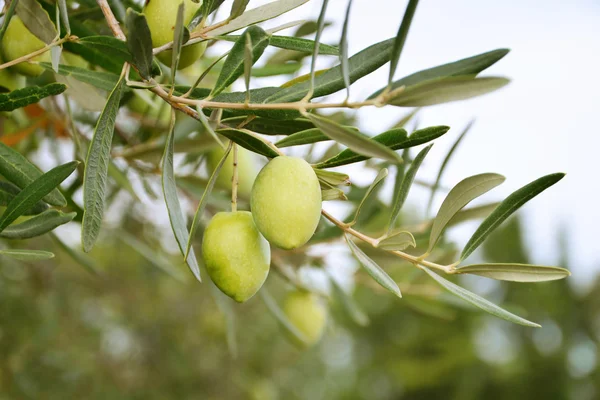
left=0, top=142, right=67, bottom=207
left=370, top=48, right=510, bottom=99
left=216, top=128, right=279, bottom=158
left=0, top=0, right=19, bottom=43
left=428, top=173, right=505, bottom=252
left=322, top=188, right=347, bottom=201
left=82, top=76, right=125, bottom=252
left=243, top=32, right=253, bottom=101
left=191, top=0, right=226, bottom=30
left=455, top=263, right=571, bottom=282
left=306, top=114, right=402, bottom=164
left=125, top=8, right=154, bottom=79
left=220, top=35, right=339, bottom=55
left=58, top=0, right=70, bottom=35
left=221, top=116, right=315, bottom=135
left=345, top=234, right=401, bottom=298
left=377, top=230, right=416, bottom=251
left=275, top=128, right=328, bottom=147
left=447, top=202, right=499, bottom=227
left=328, top=273, right=369, bottom=326
left=339, top=0, right=353, bottom=96
left=260, top=288, right=310, bottom=347
left=351, top=168, right=388, bottom=224
left=229, top=0, right=251, bottom=19
left=314, top=169, right=350, bottom=187
left=315, top=125, right=448, bottom=169
left=388, top=0, right=419, bottom=85
left=0, top=181, right=48, bottom=215
left=162, top=114, right=201, bottom=282
left=50, top=45, right=62, bottom=73
left=388, top=144, right=432, bottom=232
left=461, top=173, right=565, bottom=260
left=388, top=76, right=510, bottom=107
left=185, top=142, right=233, bottom=260
left=0, top=210, right=76, bottom=239
left=421, top=267, right=540, bottom=327
left=0, top=249, right=54, bottom=261
left=0, top=83, right=67, bottom=112
left=250, top=63, right=302, bottom=77
left=208, top=0, right=309, bottom=36
left=16, top=0, right=57, bottom=44
left=0, top=161, right=78, bottom=233
left=266, top=37, right=396, bottom=103
left=40, top=63, right=120, bottom=91
left=171, top=2, right=186, bottom=76
left=212, top=25, right=270, bottom=96
left=426, top=121, right=473, bottom=214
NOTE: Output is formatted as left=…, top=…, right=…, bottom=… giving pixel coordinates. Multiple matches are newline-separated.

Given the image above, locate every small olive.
left=251, top=156, right=322, bottom=249
left=202, top=211, right=270, bottom=303
left=0, top=16, right=51, bottom=77
left=283, top=290, right=327, bottom=346
left=143, top=0, right=207, bottom=69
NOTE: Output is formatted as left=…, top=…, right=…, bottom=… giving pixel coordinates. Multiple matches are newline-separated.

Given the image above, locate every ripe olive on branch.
left=143, top=0, right=207, bottom=69
left=251, top=156, right=322, bottom=250
left=202, top=211, right=271, bottom=303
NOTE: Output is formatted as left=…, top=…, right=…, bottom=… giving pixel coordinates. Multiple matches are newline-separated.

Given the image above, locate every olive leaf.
left=0, top=161, right=79, bottom=233
left=339, top=0, right=353, bottom=96
left=0, top=83, right=67, bottom=112
left=388, top=144, right=432, bottom=233
left=0, top=210, right=76, bottom=240
left=388, top=0, right=419, bottom=85
left=209, top=0, right=310, bottom=36
left=82, top=76, right=125, bottom=252
left=461, top=173, right=565, bottom=261
left=40, top=63, right=120, bottom=92
left=125, top=8, right=154, bottom=79
left=306, top=114, right=402, bottom=164
left=314, top=169, right=350, bottom=187
left=218, top=35, right=339, bottom=55
left=455, top=263, right=571, bottom=282
left=162, top=114, right=202, bottom=282
left=0, top=140, right=67, bottom=206
left=212, top=25, right=270, bottom=96
left=229, top=0, right=251, bottom=20
left=315, top=125, right=448, bottom=169
left=426, top=121, right=474, bottom=214
left=0, top=249, right=55, bottom=261
left=421, top=267, right=540, bottom=328
left=16, top=0, right=57, bottom=44
left=377, top=231, right=416, bottom=251
left=370, top=48, right=510, bottom=99
left=57, top=0, right=70, bottom=35
left=0, top=181, right=48, bottom=216
left=345, top=234, right=402, bottom=298
left=428, top=173, right=505, bottom=253
left=216, top=129, right=279, bottom=158
left=387, top=75, right=510, bottom=107
left=275, top=128, right=328, bottom=147
left=171, top=2, right=186, bottom=76
left=351, top=168, right=388, bottom=225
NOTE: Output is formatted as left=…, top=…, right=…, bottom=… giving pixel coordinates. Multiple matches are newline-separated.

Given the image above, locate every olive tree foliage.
left=0, top=0, right=569, bottom=340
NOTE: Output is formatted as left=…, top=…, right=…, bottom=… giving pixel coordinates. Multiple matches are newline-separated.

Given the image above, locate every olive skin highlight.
left=202, top=211, right=270, bottom=303
left=0, top=16, right=51, bottom=77
left=143, top=0, right=207, bottom=69
left=251, top=156, right=322, bottom=250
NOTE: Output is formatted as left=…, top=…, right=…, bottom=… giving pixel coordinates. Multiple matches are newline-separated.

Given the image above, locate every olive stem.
left=0, top=35, right=75, bottom=71
left=320, top=209, right=453, bottom=274
left=96, top=0, right=126, bottom=40
left=231, top=144, right=239, bottom=213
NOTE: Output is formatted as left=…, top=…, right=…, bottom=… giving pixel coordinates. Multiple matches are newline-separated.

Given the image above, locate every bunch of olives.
left=202, top=153, right=327, bottom=344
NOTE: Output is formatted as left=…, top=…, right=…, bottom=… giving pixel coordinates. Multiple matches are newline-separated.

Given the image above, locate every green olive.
left=202, top=211, right=271, bottom=303
left=283, top=290, right=327, bottom=346
left=143, top=0, right=207, bottom=69
left=207, top=146, right=258, bottom=200
left=251, top=156, right=322, bottom=249
left=127, top=92, right=171, bottom=125
left=0, top=16, right=51, bottom=77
